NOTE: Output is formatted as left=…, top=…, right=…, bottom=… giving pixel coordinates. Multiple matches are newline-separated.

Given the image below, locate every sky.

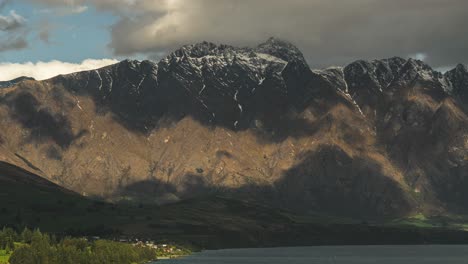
left=0, top=0, right=467, bottom=81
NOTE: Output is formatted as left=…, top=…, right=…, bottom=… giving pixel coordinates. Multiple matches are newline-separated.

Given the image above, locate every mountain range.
left=1, top=37, right=468, bottom=220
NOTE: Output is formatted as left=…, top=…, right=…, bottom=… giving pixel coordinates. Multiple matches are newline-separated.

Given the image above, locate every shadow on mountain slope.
left=115, top=145, right=414, bottom=219
left=3, top=91, right=87, bottom=148
left=273, top=145, right=414, bottom=218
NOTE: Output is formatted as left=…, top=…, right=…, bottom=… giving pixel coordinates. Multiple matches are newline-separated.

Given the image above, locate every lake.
left=154, top=245, right=468, bottom=263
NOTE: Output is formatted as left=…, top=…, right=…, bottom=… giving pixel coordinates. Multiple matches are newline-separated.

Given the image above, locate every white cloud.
left=35, top=5, right=88, bottom=15
left=0, top=10, right=26, bottom=31
left=70, top=5, right=87, bottom=14
left=0, top=58, right=119, bottom=81
left=410, top=53, right=428, bottom=61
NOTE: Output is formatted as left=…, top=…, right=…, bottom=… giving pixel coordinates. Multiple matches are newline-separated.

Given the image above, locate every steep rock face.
left=52, top=60, right=159, bottom=129
left=313, top=59, right=468, bottom=212
left=446, top=64, right=468, bottom=103
left=1, top=39, right=467, bottom=218
left=51, top=38, right=345, bottom=138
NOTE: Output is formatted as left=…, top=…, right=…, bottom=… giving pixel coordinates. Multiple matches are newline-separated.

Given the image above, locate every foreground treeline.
left=0, top=227, right=157, bottom=264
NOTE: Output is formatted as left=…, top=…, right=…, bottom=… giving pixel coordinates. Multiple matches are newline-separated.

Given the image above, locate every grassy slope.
left=0, top=250, right=10, bottom=264
left=389, top=213, right=468, bottom=230
left=2, top=161, right=468, bottom=249
left=0, top=161, right=120, bottom=233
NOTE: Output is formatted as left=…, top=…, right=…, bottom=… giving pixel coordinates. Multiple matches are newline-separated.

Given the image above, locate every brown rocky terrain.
left=0, top=38, right=467, bottom=219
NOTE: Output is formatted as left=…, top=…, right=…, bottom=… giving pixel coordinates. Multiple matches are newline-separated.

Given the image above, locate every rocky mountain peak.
left=343, top=57, right=408, bottom=96
left=45, top=40, right=465, bottom=133
left=170, top=41, right=244, bottom=60
left=445, top=63, right=468, bottom=80
left=455, top=63, right=467, bottom=72
left=340, top=56, right=448, bottom=97
left=164, top=37, right=306, bottom=65
left=118, top=59, right=142, bottom=69
left=255, top=37, right=306, bottom=64
left=445, top=63, right=468, bottom=101
left=401, top=58, right=435, bottom=75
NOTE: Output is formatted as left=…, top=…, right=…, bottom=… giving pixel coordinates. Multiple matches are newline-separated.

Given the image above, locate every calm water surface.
left=154, top=245, right=468, bottom=264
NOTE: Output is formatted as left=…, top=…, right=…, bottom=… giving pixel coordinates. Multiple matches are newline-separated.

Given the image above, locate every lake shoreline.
left=153, top=245, right=468, bottom=263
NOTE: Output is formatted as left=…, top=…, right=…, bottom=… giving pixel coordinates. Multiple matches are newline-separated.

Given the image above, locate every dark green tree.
left=5, top=235, right=14, bottom=252
left=21, top=227, right=33, bottom=243
left=9, top=246, right=35, bottom=264
left=2, top=227, right=18, bottom=242
left=30, top=229, right=53, bottom=264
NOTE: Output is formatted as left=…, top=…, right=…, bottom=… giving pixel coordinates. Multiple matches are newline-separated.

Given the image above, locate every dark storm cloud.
left=22, top=0, right=468, bottom=68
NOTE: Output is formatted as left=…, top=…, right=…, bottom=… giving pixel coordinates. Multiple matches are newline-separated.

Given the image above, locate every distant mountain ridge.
left=0, top=76, right=35, bottom=88
left=0, top=38, right=467, bottom=219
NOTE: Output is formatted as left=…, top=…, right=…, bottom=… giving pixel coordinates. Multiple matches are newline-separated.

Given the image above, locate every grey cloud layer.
left=0, top=37, right=27, bottom=52
left=22, top=0, right=468, bottom=68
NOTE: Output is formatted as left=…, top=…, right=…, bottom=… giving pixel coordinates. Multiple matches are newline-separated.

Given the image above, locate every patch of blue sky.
left=0, top=2, right=117, bottom=63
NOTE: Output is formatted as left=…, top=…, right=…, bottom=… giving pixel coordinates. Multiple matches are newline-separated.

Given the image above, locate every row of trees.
left=0, top=227, right=34, bottom=253
left=1, top=228, right=157, bottom=264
